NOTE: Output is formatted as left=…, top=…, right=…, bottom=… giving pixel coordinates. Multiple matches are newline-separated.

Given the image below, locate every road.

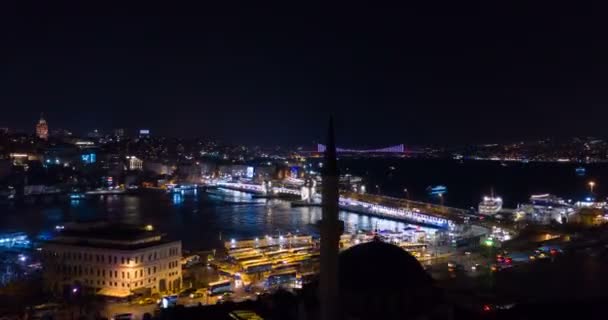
left=101, top=295, right=211, bottom=319
left=100, top=289, right=260, bottom=319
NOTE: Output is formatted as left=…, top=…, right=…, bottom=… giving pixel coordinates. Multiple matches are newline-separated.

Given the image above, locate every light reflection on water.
left=0, top=189, right=436, bottom=250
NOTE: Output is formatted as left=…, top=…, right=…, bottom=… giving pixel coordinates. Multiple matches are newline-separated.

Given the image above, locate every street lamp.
left=589, top=181, right=596, bottom=193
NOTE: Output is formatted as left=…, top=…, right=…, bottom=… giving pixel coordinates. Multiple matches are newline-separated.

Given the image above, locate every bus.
left=230, top=250, right=262, bottom=259
left=234, top=254, right=264, bottom=263
left=273, top=262, right=301, bottom=271
left=264, top=249, right=290, bottom=258
left=243, top=262, right=273, bottom=274
left=208, top=279, right=233, bottom=296
left=239, top=258, right=270, bottom=267
left=291, top=245, right=314, bottom=253
left=266, top=269, right=297, bottom=288
left=228, top=247, right=257, bottom=255
left=218, top=268, right=236, bottom=277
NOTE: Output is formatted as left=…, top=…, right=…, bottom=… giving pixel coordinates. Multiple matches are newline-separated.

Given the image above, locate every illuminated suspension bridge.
left=317, top=144, right=405, bottom=153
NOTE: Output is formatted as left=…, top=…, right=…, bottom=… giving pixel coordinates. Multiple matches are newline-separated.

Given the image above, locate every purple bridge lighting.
left=317, top=144, right=405, bottom=153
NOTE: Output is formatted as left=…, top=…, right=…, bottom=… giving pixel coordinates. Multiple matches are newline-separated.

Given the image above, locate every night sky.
left=1, top=2, right=606, bottom=146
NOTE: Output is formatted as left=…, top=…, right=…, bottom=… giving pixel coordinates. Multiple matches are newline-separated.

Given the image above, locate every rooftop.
left=45, top=221, right=176, bottom=250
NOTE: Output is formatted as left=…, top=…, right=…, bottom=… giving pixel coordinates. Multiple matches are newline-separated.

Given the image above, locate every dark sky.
left=1, top=2, right=607, bottom=146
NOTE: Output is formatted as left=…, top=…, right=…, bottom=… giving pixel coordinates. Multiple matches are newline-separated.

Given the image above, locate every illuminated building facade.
left=42, top=222, right=182, bottom=297
left=139, top=129, right=150, bottom=139
left=127, top=156, right=144, bottom=171
left=36, top=114, right=49, bottom=140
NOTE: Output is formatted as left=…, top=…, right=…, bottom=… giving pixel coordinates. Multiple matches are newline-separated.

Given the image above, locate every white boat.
left=521, top=194, right=574, bottom=224
left=478, top=196, right=503, bottom=216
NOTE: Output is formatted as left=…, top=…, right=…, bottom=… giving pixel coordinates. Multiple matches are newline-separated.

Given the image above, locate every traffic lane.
left=101, top=301, right=156, bottom=319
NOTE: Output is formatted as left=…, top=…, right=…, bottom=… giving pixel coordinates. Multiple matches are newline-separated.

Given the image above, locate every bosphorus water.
left=1, top=158, right=604, bottom=249
left=0, top=189, right=417, bottom=250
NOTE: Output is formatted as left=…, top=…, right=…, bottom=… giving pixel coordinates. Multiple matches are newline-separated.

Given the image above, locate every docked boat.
left=520, top=194, right=574, bottom=224
left=529, top=194, right=569, bottom=207
left=478, top=195, right=503, bottom=216
left=167, top=184, right=199, bottom=193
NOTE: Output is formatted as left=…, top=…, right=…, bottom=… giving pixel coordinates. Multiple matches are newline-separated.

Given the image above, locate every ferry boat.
left=427, top=185, right=447, bottom=196
left=520, top=194, right=574, bottom=224
left=529, top=194, right=569, bottom=207
left=167, top=184, right=198, bottom=193
left=68, top=192, right=86, bottom=200
left=478, top=196, right=503, bottom=216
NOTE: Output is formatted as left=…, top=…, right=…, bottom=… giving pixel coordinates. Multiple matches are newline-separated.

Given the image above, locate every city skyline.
left=3, top=3, right=608, bottom=320
left=2, top=3, right=607, bottom=146
left=3, top=113, right=608, bottom=149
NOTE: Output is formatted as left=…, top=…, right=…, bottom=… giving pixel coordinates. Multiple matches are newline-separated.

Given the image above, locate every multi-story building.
left=127, top=156, right=144, bottom=171
left=113, top=128, right=125, bottom=140
left=42, top=222, right=182, bottom=297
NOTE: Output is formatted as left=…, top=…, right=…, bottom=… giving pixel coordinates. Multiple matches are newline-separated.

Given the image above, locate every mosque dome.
left=338, top=240, right=436, bottom=319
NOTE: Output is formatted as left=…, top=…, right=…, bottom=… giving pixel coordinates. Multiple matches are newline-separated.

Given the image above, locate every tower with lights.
left=36, top=113, right=49, bottom=140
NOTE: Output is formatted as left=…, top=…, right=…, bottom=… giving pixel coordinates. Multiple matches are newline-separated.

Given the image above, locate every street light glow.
left=588, top=181, right=596, bottom=193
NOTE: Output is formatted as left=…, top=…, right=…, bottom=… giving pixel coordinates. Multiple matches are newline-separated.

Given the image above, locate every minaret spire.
left=323, top=117, right=338, bottom=177
left=319, top=116, right=343, bottom=320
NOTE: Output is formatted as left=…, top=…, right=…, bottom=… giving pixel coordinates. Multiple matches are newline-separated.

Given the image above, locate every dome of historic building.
left=338, top=240, right=436, bottom=319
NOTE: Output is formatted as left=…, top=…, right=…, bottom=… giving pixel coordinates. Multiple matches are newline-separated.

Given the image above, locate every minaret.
left=319, top=117, right=343, bottom=320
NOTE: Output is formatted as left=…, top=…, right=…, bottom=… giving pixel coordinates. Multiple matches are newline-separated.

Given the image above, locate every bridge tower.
left=300, top=178, right=317, bottom=202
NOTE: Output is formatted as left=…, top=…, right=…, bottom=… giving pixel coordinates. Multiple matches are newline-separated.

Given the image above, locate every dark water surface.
left=339, top=158, right=607, bottom=208
left=1, top=159, right=607, bottom=250
left=0, top=189, right=417, bottom=250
